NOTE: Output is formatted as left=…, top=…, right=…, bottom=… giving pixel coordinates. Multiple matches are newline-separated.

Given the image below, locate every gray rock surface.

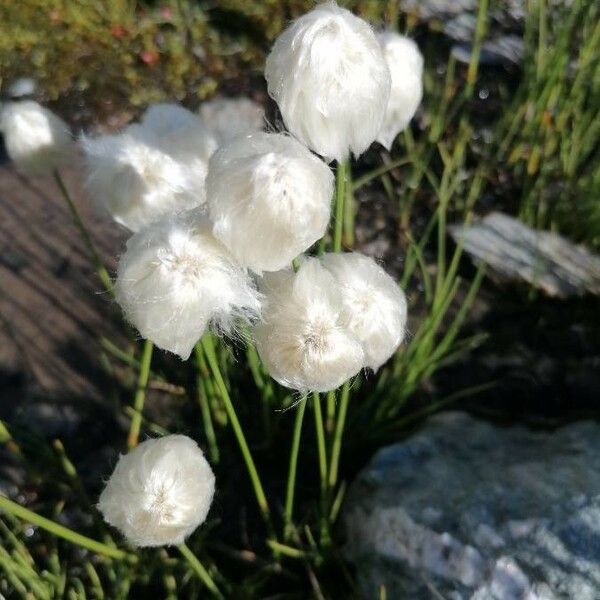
left=343, top=412, right=600, bottom=600
left=450, top=212, right=600, bottom=297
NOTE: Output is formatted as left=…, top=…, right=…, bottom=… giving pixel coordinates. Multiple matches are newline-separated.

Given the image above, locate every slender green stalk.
left=195, top=339, right=227, bottom=426
left=177, top=543, right=223, bottom=598
left=465, top=0, right=489, bottom=98
left=312, top=393, right=329, bottom=544
left=53, top=169, right=113, bottom=295
left=329, top=480, right=347, bottom=525
left=536, top=0, right=547, bottom=78
left=245, top=335, right=275, bottom=440
left=0, top=419, right=22, bottom=456
left=327, top=381, right=350, bottom=492
left=194, top=344, right=220, bottom=464
left=0, top=496, right=133, bottom=562
left=52, top=440, right=117, bottom=548
left=267, top=540, right=307, bottom=559
left=325, top=390, right=336, bottom=434
left=283, top=396, right=307, bottom=541
left=351, top=158, right=411, bottom=191
left=127, top=339, right=154, bottom=449
left=312, top=394, right=328, bottom=489
left=200, top=335, right=271, bottom=526
left=342, top=163, right=354, bottom=248
left=333, top=161, right=348, bottom=252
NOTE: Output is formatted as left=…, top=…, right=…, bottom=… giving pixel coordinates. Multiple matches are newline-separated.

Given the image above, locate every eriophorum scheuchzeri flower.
left=115, top=210, right=261, bottom=360
left=253, top=258, right=364, bottom=393
left=141, top=102, right=219, bottom=168
left=98, top=435, right=215, bottom=547
left=199, top=97, right=265, bottom=144
left=81, top=104, right=217, bottom=232
left=264, top=1, right=391, bottom=163
left=320, top=252, right=408, bottom=370
left=206, top=132, right=334, bottom=273
left=376, top=32, right=424, bottom=150
left=0, top=100, right=73, bottom=174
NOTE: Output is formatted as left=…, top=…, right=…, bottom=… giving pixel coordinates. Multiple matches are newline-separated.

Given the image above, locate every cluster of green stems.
left=0, top=161, right=357, bottom=597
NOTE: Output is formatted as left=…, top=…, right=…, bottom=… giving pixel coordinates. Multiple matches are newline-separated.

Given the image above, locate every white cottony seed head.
left=0, top=100, right=73, bottom=174
left=376, top=32, right=424, bottom=150
left=115, top=210, right=261, bottom=360
left=320, top=252, right=407, bottom=371
left=264, top=1, right=391, bottom=163
left=253, top=258, right=364, bottom=393
left=98, top=435, right=215, bottom=547
left=82, top=126, right=196, bottom=232
left=141, top=103, right=218, bottom=166
left=199, top=97, right=265, bottom=143
left=206, top=132, right=334, bottom=273
left=141, top=103, right=209, bottom=139
left=82, top=104, right=216, bottom=232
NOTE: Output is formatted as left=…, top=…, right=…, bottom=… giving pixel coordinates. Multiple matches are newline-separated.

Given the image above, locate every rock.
left=343, top=412, right=600, bottom=600
left=13, top=401, right=81, bottom=438
left=403, top=0, right=526, bottom=25
left=451, top=36, right=525, bottom=66
left=403, top=0, right=478, bottom=20
left=0, top=448, right=26, bottom=498
left=449, top=212, right=600, bottom=297
left=4, top=77, right=37, bottom=100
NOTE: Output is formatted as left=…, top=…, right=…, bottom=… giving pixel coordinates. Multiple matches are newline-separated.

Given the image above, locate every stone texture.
left=450, top=212, right=600, bottom=298
left=343, top=412, right=600, bottom=600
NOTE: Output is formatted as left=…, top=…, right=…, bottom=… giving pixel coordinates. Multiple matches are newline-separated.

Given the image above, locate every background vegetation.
left=1, top=0, right=599, bottom=597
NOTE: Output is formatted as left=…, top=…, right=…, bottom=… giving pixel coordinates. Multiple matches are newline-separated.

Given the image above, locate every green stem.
left=325, top=390, right=336, bottom=435
left=536, top=0, right=547, bottom=78
left=194, top=344, right=220, bottom=464
left=200, top=335, right=271, bottom=526
left=267, top=540, right=307, bottom=559
left=283, top=396, right=307, bottom=541
left=52, top=439, right=115, bottom=545
left=0, top=496, right=134, bottom=562
left=177, top=543, right=223, bottom=599
left=351, top=158, right=410, bottom=191
left=327, top=381, right=350, bottom=493
left=465, top=0, right=489, bottom=98
left=333, top=161, right=347, bottom=252
left=0, top=419, right=22, bottom=457
left=127, top=339, right=154, bottom=449
left=312, top=393, right=330, bottom=544
left=53, top=169, right=114, bottom=295
left=342, top=163, right=354, bottom=248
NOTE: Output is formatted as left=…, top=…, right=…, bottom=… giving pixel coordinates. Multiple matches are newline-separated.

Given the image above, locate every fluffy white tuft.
left=321, top=252, right=407, bottom=370
left=115, top=210, right=262, bottom=359
left=199, top=97, right=265, bottom=143
left=206, top=132, right=333, bottom=273
left=81, top=126, right=196, bottom=232
left=141, top=103, right=218, bottom=166
left=376, top=32, right=424, bottom=150
left=141, top=103, right=206, bottom=138
left=82, top=104, right=217, bottom=232
left=98, top=435, right=215, bottom=547
left=264, top=1, right=391, bottom=163
left=253, top=258, right=364, bottom=392
left=0, top=100, right=73, bottom=174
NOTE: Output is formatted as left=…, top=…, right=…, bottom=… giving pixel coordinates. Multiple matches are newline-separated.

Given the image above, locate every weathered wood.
left=0, top=162, right=128, bottom=404
left=450, top=212, right=600, bottom=297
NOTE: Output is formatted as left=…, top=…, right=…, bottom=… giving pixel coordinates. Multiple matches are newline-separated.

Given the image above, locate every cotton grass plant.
left=0, top=1, right=490, bottom=596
